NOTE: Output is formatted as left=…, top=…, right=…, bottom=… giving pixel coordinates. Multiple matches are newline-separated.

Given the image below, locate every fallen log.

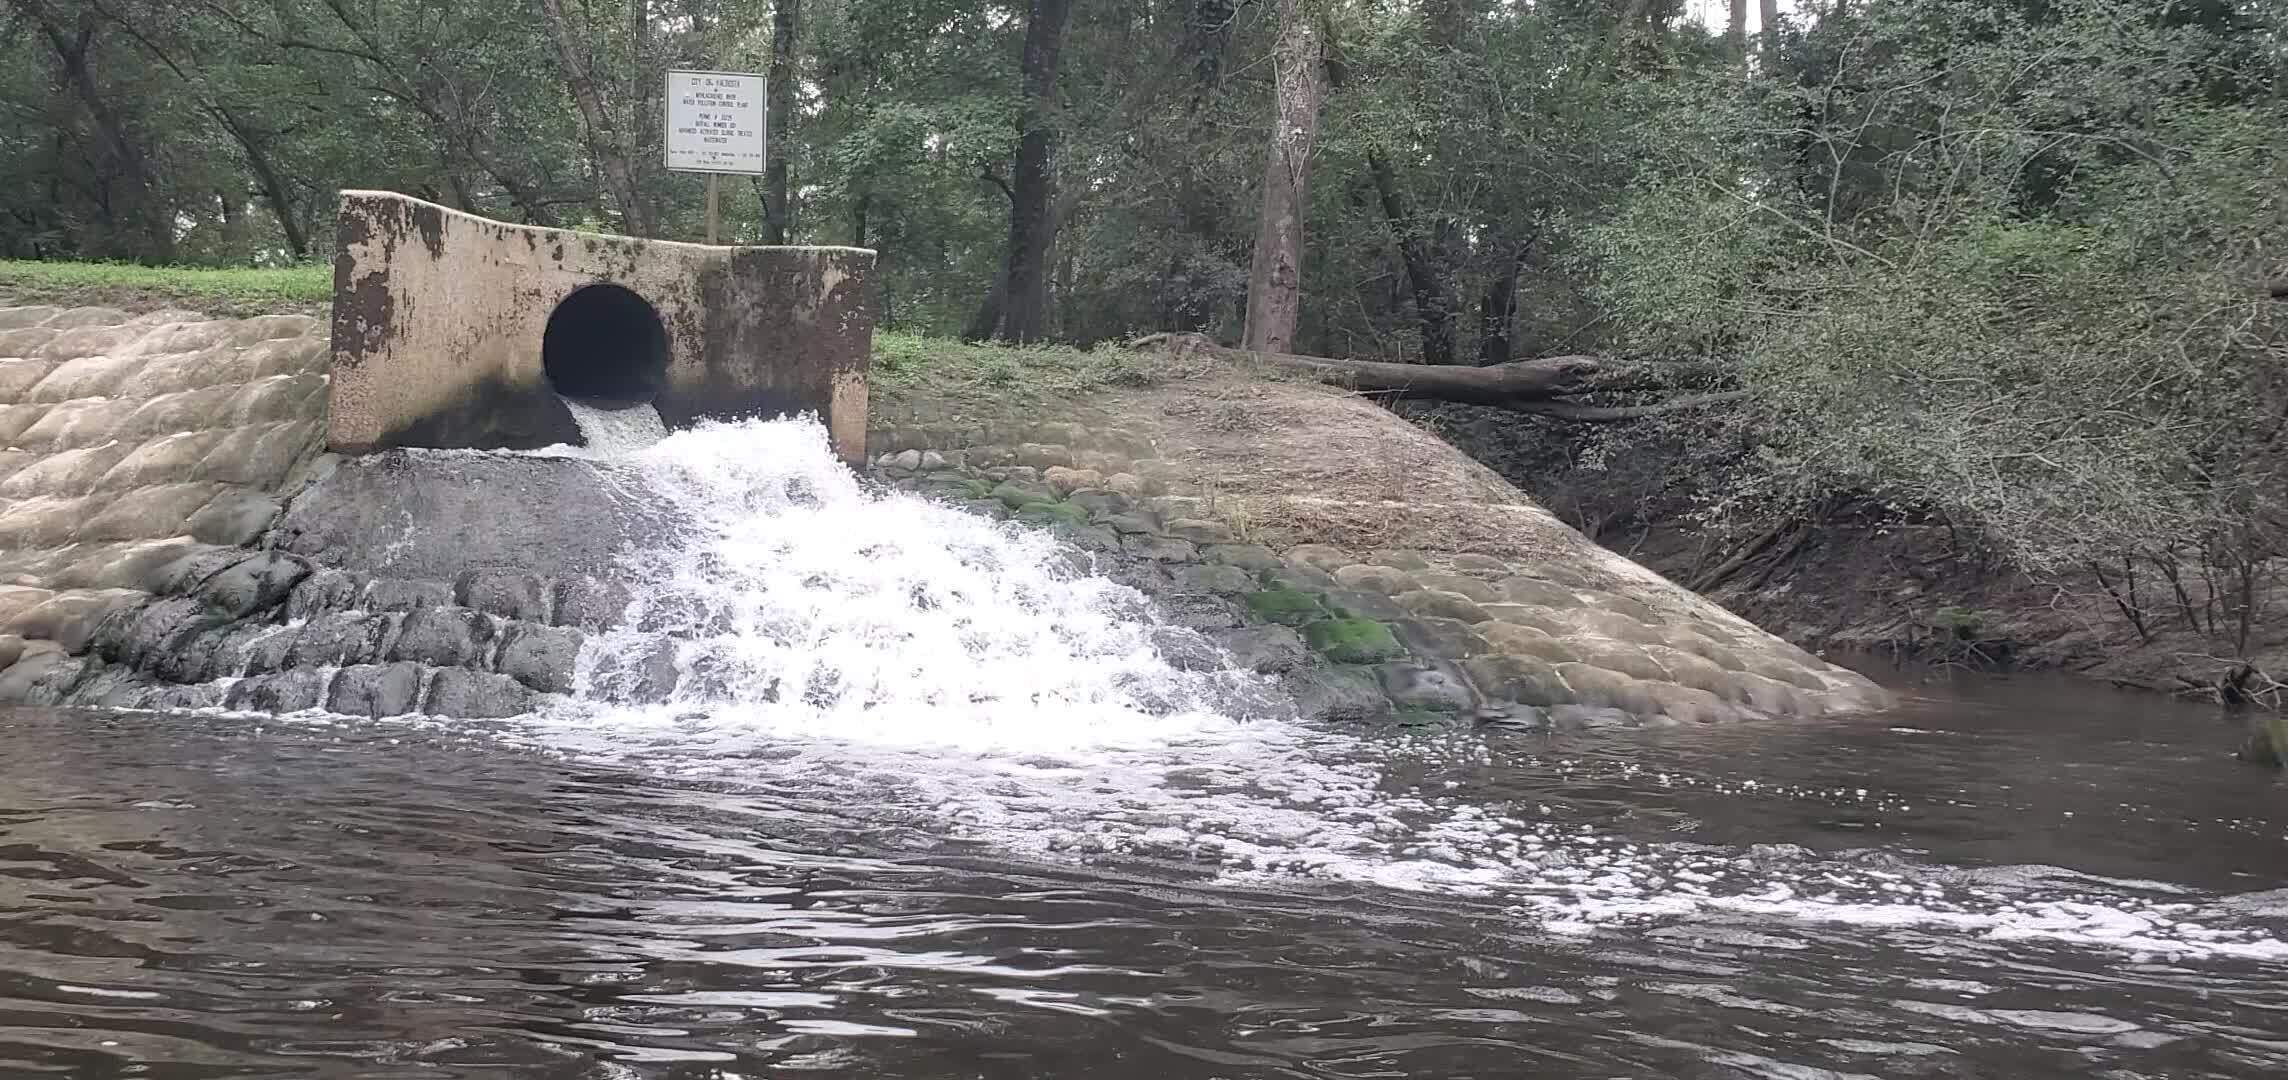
left=1129, top=332, right=1742, bottom=420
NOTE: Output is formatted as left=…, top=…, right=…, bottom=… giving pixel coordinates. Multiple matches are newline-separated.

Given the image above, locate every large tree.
left=1240, top=0, right=1323, bottom=353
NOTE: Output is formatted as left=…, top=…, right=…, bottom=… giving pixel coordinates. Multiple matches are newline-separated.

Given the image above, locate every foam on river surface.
left=512, top=412, right=2288, bottom=965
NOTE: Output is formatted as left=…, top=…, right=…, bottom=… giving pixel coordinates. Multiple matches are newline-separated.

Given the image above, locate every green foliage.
left=1586, top=0, right=2287, bottom=588
left=870, top=332, right=1152, bottom=406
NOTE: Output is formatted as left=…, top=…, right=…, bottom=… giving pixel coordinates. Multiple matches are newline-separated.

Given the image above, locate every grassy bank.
left=869, top=331, right=1160, bottom=410
left=0, top=260, right=330, bottom=316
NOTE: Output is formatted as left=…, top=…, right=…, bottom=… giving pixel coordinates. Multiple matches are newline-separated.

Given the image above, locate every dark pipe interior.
left=542, top=283, right=670, bottom=405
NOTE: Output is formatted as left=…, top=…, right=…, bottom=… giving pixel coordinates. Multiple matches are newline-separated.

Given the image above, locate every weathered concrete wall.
left=329, top=190, right=874, bottom=461
left=1, top=304, right=328, bottom=666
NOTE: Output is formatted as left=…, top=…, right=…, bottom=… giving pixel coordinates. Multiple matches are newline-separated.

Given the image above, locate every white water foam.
left=559, top=398, right=670, bottom=457
left=495, top=416, right=2288, bottom=964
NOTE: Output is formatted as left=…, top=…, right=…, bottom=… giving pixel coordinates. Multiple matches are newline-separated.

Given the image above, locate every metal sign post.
left=665, top=69, right=767, bottom=244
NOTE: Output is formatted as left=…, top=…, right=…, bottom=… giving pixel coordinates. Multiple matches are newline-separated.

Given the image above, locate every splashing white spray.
left=562, top=417, right=1268, bottom=752
left=508, top=414, right=2288, bottom=963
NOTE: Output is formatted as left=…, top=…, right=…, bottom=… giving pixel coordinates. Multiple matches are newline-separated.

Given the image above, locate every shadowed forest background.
left=5, top=0, right=2286, bottom=697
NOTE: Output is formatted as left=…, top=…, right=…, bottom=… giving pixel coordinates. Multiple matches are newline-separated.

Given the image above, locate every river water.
left=3, top=418, right=2285, bottom=1078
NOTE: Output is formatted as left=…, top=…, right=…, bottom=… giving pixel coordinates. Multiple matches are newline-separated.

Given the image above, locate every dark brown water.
left=3, top=669, right=2285, bottom=1079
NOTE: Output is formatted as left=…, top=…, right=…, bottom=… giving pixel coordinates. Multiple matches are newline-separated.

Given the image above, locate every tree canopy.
left=5, top=0, right=2284, bottom=653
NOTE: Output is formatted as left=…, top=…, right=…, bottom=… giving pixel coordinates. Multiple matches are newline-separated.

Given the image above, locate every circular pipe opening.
left=542, top=283, right=670, bottom=406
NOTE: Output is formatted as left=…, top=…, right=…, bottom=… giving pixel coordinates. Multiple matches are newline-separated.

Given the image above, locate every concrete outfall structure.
left=0, top=204, right=1889, bottom=722
left=328, top=189, right=875, bottom=462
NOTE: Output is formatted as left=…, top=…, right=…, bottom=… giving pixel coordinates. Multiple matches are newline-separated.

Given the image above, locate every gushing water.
left=520, top=413, right=2288, bottom=963
left=558, top=397, right=668, bottom=456
left=564, top=418, right=1266, bottom=749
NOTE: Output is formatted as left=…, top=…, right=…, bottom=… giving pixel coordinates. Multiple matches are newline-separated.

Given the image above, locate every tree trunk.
left=993, top=0, right=1075, bottom=344
left=1362, top=151, right=1460, bottom=364
left=1161, top=0, right=1239, bottom=332
left=226, top=112, right=309, bottom=258
left=1241, top=0, right=1323, bottom=354
left=1758, top=0, right=1780, bottom=51
left=964, top=267, right=1009, bottom=343
left=537, top=0, right=650, bottom=236
left=1728, top=0, right=1748, bottom=71
left=1477, top=234, right=1532, bottom=365
left=83, top=1, right=312, bottom=259
left=1324, top=26, right=1458, bottom=364
left=764, top=0, right=799, bottom=244
left=17, top=0, right=174, bottom=262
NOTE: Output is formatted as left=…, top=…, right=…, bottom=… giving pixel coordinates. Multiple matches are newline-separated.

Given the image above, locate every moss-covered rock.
left=1246, top=587, right=1328, bottom=627
left=993, top=482, right=1052, bottom=510
left=1302, top=616, right=1403, bottom=663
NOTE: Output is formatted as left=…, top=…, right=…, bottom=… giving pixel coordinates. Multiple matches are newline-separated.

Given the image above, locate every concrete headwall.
left=329, top=190, right=875, bottom=461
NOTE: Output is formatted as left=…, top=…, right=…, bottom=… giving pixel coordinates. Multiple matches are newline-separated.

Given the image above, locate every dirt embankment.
left=1403, top=401, right=2288, bottom=712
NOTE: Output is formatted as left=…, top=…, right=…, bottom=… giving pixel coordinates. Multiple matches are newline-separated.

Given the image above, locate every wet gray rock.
left=327, top=662, right=426, bottom=718
left=185, top=490, right=282, bottom=546
left=1263, top=565, right=1339, bottom=593
left=145, top=683, right=225, bottom=711
left=1160, top=518, right=1235, bottom=545
left=95, top=597, right=220, bottom=669
left=1548, top=704, right=1641, bottom=731
left=1051, top=523, right=1122, bottom=555
left=244, top=624, right=305, bottom=676
left=1213, top=625, right=1309, bottom=674
left=0, top=652, right=88, bottom=705
left=1174, top=563, right=1256, bottom=597
left=1204, top=544, right=1283, bottom=573
left=496, top=622, right=583, bottom=694
left=1391, top=617, right=1488, bottom=660
left=587, top=639, right=681, bottom=703
left=286, top=611, right=394, bottom=668
left=457, top=569, right=552, bottom=624
left=363, top=578, right=453, bottom=613
left=1122, top=535, right=1197, bottom=563
left=150, top=625, right=251, bottom=684
left=226, top=669, right=329, bottom=713
left=274, top=450, right=664, bottom=581
left=1319, top=588, right=1406, bottom=622
left=1376, top=662, right=1476, bottom=713
left=1068, top=490, right=1129, bottom=519
left=424, top=668, right=535, bottom=718
left=1478, top=705, right=1549, bottom=731
left=285, top=569, right=363, bottom=621
left=1149, top=626, right=1224, bottom=672
left=64, top=664, right=152, bottom=709
left=1284, top=665, right=1393, bottom=723
left=145, top=548, right=252, bottom=596
left=198, top=552, right=311, bottom=620
left=388, top=606, right=496, bottom=669
left=1105, top=511, right=1160, bottom=536
left=552, top=576, right=631, bottom=631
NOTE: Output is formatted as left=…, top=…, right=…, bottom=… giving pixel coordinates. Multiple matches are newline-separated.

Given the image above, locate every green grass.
left=869, top=330, right=1158, bottom=407
left=0, top=260, right=331, bottom=314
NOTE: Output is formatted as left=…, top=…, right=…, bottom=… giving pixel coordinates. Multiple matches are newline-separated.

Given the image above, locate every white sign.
left=665, top=69, right=766, bottom=175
